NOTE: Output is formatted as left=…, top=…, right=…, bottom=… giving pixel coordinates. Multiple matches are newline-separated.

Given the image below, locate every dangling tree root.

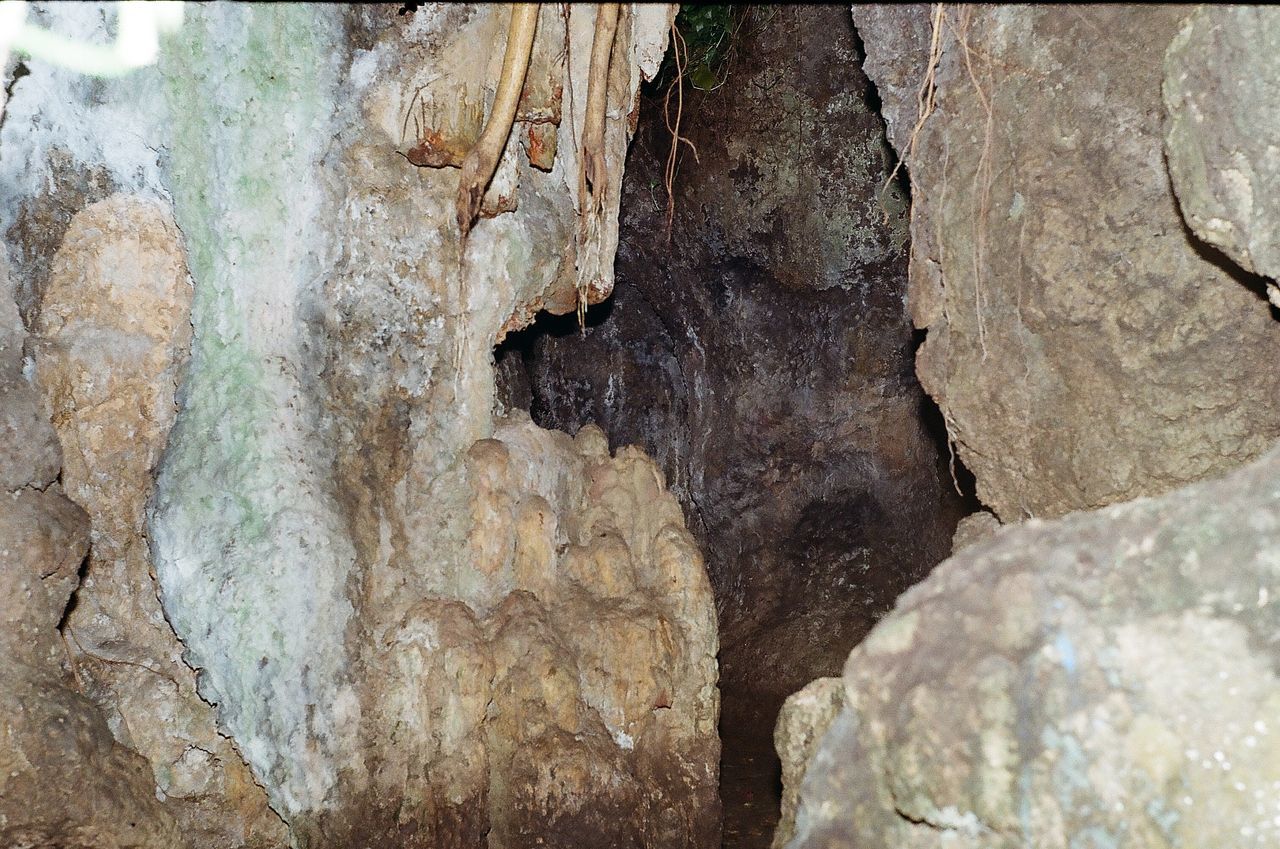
left=456, top=3, right=540, bottom=237
left=580, top=3, right=620, bottom=216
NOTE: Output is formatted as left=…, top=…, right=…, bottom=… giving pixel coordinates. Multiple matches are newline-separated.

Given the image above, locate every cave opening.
left=495, top=6, right=978, bottom=845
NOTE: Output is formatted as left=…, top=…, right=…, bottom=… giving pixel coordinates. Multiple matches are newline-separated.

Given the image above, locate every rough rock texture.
left=3, top=4, right=716, bottom=847
left=505, top=0, right=967, bottom=734
left=771, top=678, right=843, bottom=849
left=786, top=440, right=1280, bottom=848
left=853, top=4, right=1280, bottom=521
left=1, top=258, right=183, bottom=848
left=502, top=9, right=970, bottom=843
left=1164, top=5, right=1280, bottom=307
left=332, top=412, right=720, bottom=848
left=31, top=195, right=285, bottom=846
left=950, top=510, right=1001, bottom=555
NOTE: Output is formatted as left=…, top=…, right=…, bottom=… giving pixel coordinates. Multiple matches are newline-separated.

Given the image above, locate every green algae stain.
left=156, top=3, right=336, bottom=530
left=149, top=4, right=352, bottom=810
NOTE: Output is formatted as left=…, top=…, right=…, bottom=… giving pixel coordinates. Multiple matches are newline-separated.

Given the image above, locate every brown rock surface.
left=854, top=4, right=1280, bottom=521
left=1, top=268, right=184, bottom=848
left=31, top=195, right=285, bottom=847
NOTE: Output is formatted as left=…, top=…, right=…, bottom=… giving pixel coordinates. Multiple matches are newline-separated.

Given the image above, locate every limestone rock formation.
left=785, top=440, right=1280, bottom=848
left=853, top=4, right=1280, bottom=521
left=771, top=678, right=843, bottom=849
left=31, top=195, right=285, bottom=846
left=1164, top=5, right=1280, bottom=299
left=508, top=0, right=967, bottom=736
left=1, top=259, right=184, bottom=849
left=3, top=4, right=716, bottom=847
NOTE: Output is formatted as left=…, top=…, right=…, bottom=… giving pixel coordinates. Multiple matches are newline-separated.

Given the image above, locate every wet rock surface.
left=855, top=4, right=1280, bottom=521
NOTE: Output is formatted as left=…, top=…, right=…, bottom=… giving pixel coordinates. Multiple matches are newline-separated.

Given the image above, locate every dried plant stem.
left=455, top=3, right=540, bottom=237
left=581, top=3, right=620, bottom=215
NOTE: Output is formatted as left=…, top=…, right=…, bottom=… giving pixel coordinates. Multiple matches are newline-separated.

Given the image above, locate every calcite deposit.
left=1, top=254, right=184, bottom=848
left=31, top=194, right=284, bottom=846
left=3, top=3, right=717, bottom=848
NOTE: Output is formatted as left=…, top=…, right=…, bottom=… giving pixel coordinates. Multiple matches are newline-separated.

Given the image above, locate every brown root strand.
left=662, top=24, right=699, bottom=246
left=581, top=3, right=621, bottom=216
left=456, top=3, right=540, bottom=237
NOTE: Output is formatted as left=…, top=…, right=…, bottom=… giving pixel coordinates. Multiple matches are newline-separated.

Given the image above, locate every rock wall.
left=853, top=4, right=1280, bottom=521
left=775, top=7, right=1280, bottom=846
left=785, top=439, right=1280, bottom=848
left=1, top=231, right=185, bottom=848
left=1, top=4, right=719, bottom=847
left=505, top=1, right=968, bottom=729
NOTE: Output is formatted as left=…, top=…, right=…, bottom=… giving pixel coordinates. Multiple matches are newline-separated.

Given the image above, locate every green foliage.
left=678, top=5, right=736, bottom=90
left=650, top=4, right=749, bottom=94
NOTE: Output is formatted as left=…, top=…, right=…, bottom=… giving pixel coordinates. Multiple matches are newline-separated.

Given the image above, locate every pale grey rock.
left=949, top=510, right=1001, bottom=554
left=1164, top=6, right=1280, bottom=286
left=787, top=441, right=1280, bottom=848
left=0, top=379, right=61, bottom=491
left=772, top=677, right=844, bottom=849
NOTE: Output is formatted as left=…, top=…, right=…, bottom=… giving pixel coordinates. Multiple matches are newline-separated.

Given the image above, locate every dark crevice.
left=0, top=60, right=31, bottom=140
left=495, top=7, right=978, bottom=846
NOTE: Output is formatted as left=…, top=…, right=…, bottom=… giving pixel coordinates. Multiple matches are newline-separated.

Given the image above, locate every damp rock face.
left=3, top=3, right=718, bottom=847
left=854, top=4, right=1280, bottom=521
left=784, top=440, right=1280, bottom=848
left=506, top=2, right=968, bottom=733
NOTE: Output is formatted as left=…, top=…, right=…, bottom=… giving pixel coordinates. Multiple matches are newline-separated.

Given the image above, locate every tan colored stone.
left=855, top=4, right=1280, bottom=521
left=32, top=195, right=284, bottom=847
left=772, top=677, right=844, bottom=849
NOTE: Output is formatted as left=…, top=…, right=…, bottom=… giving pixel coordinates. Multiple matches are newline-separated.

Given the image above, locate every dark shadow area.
left=1179, top=218, right=1280, bottom=322
left=496, top=7, right=981, bottom=847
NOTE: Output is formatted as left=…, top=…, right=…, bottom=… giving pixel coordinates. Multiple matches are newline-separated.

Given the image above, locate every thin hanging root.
left=880, top=2, right=945, bottom=224
left=456, top=3, right=540, bottom=237
left=580, top=3, right=620, bottom=215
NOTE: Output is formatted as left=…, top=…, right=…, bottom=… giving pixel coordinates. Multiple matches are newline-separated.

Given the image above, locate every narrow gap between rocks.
left=495, top=7, right=978, bottom=846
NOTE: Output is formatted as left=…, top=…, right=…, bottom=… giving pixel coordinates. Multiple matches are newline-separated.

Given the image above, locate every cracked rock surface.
left=854, top=4, right=1280, bottom=521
